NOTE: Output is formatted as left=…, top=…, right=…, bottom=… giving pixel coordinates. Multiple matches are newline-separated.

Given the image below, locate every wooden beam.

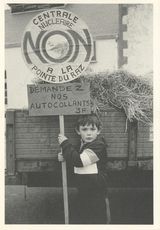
left=6, top=110, right=16, bottom=175
left=128, top=120, right=138, bottom=167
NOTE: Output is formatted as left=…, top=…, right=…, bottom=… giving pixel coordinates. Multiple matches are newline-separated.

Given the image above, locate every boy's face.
left=76, top=124, right=100, bottom=143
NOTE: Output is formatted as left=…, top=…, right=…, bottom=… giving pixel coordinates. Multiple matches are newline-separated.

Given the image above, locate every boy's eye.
left=81, top=127, right=96, bottom=131
left=81, top=128, right=87, bottom=131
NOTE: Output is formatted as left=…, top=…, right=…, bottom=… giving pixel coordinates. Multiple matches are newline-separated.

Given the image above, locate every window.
left=8, top=4, right=65, bottom=14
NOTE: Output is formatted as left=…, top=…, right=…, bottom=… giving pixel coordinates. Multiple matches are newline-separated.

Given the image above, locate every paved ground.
left=5, top=185, right=153, bottom=224
left=5, top=185, right=77, bottom=224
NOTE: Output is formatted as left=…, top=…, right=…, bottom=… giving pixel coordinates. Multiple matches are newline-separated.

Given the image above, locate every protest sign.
left=23, top=8, right=93, bottom=224
left=27, top=82, right=91, bottom=116
left=22, top=9, right=93, bottom=83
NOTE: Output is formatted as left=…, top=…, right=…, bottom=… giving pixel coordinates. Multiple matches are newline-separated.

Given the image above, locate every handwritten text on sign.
left=27, top=83, right=91, bottom=116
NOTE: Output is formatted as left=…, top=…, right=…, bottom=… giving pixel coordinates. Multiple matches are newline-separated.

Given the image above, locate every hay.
left=82, top=70, right=153, bottom=124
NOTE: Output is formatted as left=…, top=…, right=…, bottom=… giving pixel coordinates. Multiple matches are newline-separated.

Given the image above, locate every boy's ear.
left=97, top=126, right=102, bottom=135
left=75, top=128, right=80, bottom=135
left=97, top=129, right=101, bottom=135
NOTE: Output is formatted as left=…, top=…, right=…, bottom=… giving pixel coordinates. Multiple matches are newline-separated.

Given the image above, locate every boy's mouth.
left=85, top=137, right=93, bottom=141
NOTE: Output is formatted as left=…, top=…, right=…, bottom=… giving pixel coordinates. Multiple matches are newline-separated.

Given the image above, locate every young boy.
left=58, top=114, right=111, bottom=224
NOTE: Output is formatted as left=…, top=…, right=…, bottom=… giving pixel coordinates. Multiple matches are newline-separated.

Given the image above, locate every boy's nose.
left=87, top=131, right=92, bottom=135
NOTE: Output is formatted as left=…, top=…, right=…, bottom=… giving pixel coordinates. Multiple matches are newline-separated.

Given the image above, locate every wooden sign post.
left=59, top=115, right=69, bottom=224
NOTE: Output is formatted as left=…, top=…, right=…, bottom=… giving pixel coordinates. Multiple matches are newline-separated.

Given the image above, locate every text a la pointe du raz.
left=31, top=64, right=85, bottom=83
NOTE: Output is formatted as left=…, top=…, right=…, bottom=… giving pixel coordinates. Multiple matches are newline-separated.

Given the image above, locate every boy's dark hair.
left=75, top=114, right=102, bottom=131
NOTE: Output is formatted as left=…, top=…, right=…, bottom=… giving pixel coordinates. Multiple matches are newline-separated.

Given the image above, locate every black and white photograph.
left=1, top=0, right=160, bottom=228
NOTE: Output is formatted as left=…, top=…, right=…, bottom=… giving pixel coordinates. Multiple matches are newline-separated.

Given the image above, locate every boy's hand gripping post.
left=59, top=115, right=69, bottom=224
